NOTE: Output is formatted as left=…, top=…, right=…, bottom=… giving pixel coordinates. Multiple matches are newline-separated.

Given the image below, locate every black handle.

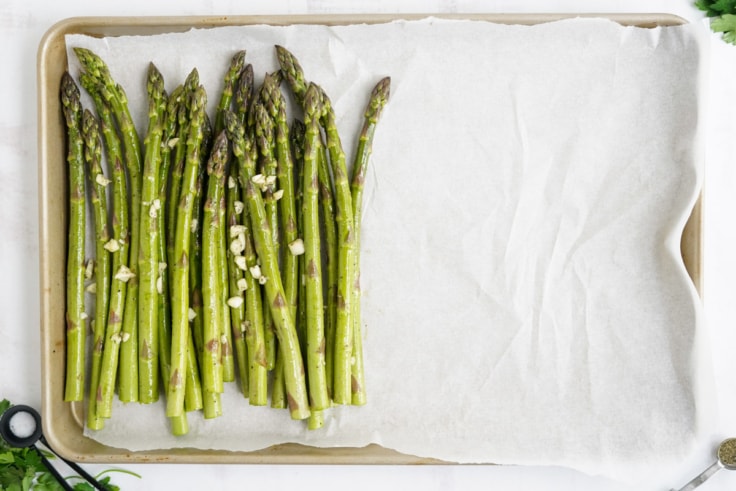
left=33, top=443, right=74, bottom=491
left=40, top=436, right=109, bottom=491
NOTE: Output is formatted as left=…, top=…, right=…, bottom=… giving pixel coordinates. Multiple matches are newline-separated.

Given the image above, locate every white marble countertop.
left=3, top=1, right=736, bottom=489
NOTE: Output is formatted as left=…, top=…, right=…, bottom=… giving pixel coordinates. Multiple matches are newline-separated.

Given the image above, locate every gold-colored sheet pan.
left=37, top=13, right=701, bottom=464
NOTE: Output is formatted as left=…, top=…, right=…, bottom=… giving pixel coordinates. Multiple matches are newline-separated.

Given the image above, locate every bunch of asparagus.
left=61, top=46, right=390, bottom=434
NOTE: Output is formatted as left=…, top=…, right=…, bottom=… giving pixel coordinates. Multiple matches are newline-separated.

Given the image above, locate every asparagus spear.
left=291, top=119, right=308, bottom=351
left=275, top=46, right=308, bottom=106
left=226, top=110, right=310, bottom=419
left=156, top=91, right=190, bottom=432
left=255, top=93, right=284, bottom=405
left=74, top=48, right=143, bottom=403
left=318, top=86, right=356, bottom=405
left=214, top=51, right=246, bottom=136
left=155, top=199, right=190, bottom=434
left=263, top=74, right=299, bottom=323
left=212, top=54, right=246, bottom=384
left=189, top=137, right=207, bottom=360
left=218, top=165, right=236, bottom=386
left=261, top=72, right=299, bottom=408
left=303, top=85, right=330, bottom=413
left=137, top=63, right=167, bottom=404
left=78, top=74, right=130, bottom=419
left=239, top=172, right=269, bottom=406
left=187, top=164, right=206, bottom=414
left=234, top=64, right=255, bottom=128
left=168, top=70, right=200, bottom=290
left=201, top=132, right=228, bottom=397
left=81, top=109, right=110, bottom=430
left=155, top=85, right=181, bottom=414
left=174, top=87, right=208, bottom=416
left=289, top=118, right=326, bottom=429
left=196, top=114, right=226, bottom=419
left=234, top=70, right=269, bottom=404
left=167, top=83, right=207, bottom=418
left=349, top=77, right=391, bottom=405
left=226, top=165, right=249, bottom=397
left=61, top=73, right=87, bottom=403
left=254, top=100, right=279, bottom=372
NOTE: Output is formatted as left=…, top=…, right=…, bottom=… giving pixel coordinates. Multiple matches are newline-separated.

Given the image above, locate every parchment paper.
left=66, top=17, right=712, bottom=485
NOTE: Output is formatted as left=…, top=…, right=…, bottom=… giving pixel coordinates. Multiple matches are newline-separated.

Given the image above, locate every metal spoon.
left=671, top=438, right=736, bottom=490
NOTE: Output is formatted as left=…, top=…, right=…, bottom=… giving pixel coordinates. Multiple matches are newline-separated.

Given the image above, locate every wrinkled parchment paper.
left=66, top=17, right=712, bottom=485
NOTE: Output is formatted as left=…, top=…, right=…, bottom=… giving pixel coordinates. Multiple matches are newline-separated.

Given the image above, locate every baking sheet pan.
left=37, top=13, right=701, bottom=463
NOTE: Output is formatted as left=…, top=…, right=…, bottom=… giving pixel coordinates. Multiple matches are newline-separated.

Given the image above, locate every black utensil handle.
left=34, top=443, right=74, bottom=491
left=40, top=436, right=109, bottom=491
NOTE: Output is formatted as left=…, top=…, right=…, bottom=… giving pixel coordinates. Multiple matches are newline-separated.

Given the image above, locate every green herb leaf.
left=696, top=0, right=732, bottom=16
left=711, top=0, right=736, bottom=14
left=712, top=13, right=736, bottom=44
left=0, top=399, right=10, bottom=417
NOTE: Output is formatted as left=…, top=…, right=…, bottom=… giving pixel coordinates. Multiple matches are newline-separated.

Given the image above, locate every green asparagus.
left=201, top=132, right=228, bottom=397
left=61, top=73, right=87, bottom=403
left=349, top=77, right=391, bottom=405
left=318, top=86, right=356, bottom=405
left=137, top=63, right=166, bottom=404
left=81, top=109, right=109, bottom=429
left=167, top=83, right=207, bottom=418
left=303, top=85, right=330, bottom=413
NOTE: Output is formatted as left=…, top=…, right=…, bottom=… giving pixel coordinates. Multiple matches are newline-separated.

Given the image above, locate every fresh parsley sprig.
left=696, top=0, right=736, bottom=44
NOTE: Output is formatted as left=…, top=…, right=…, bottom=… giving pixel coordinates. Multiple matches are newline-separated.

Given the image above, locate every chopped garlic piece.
left=149, top=199, right=161, bottom=218
left=188, top=308, right=197, bottom=321
left=114, top=265, right=136, bottom=282
left=234, top=201, right=244, bottom=214
left=85, top=283, right=97, bottom=294
left=103, top=239, right=120, bottom=252
left=258, top=275, right=268, bottom=285
left=288, top=238, right=305, bottom=256
left=111, top=333, right=122, bottom=344
left=227, top=296, right=244, bottom=309
left=121, top=332, right=131, bottom=342
left=234, top=256, right=247, bottom=271
left=230, top=224, right=246, bottom=238
left=167, top=137, right=179, bottom=148
left=273, top=189, right=284, bottom=201
left=191, top=219, right=199, bottom=234
left=251, top=174, right=266, bottom=186
left=230, top=237, right=245, bottom=255
left=265, top=175, right=277, bottom=187
left=228, top=176, right=236, bottom=189
left=158, top=262, right=168, bottom=272
left=95, top=173, right=112, bottom=187
left=85, top=260, right=95, bottom=279
left=236, top=278, right=248, bottom=292
left=249, top=265, right=262, bottom=279
left=156, top=276, right=163, bottom=294
left=80, top=312, right=88, bottom=320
